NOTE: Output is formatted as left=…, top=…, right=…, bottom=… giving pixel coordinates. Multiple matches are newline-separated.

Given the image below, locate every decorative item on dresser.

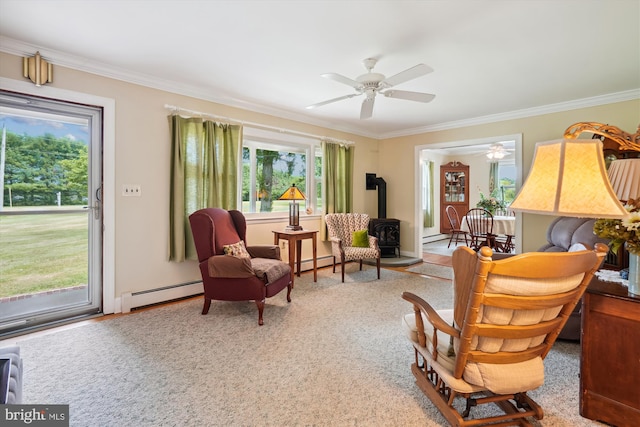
left=440, top=161, right=469, bottom=234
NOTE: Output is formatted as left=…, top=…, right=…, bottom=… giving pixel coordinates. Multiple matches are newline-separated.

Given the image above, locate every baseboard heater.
left=121, top=281, right=203, bottom=313
left=120, top=256, right=335, bottom=313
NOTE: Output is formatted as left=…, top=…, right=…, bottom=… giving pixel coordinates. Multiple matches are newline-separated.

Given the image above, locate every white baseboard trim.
left=120, top=281, right=203, bottom=313
left=116, top=256, right=334, bottom=313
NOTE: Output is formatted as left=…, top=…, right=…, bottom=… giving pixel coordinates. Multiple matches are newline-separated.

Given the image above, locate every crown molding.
left=2, top=36, right=637, bottom=141
left=0, top=36, right=380, bottom=139
left=379, top=89, right=640, bottom=139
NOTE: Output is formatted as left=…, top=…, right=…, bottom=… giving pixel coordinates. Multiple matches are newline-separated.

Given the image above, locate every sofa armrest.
left=0, top=346, right=22, bottom=404
left=207, top=255, right=254, bottom=278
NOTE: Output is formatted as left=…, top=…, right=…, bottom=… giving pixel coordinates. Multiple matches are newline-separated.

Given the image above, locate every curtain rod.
left=164, top=104, right=354, bottom=146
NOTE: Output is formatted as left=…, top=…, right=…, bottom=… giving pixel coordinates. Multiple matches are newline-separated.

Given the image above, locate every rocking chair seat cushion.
left=463, top=357, right=545, bottom=395
left=403, top=310, right=546, bottom=395
left=402, top=309, right=456, bottom=373
left=251, top=258, right=291, bottom=284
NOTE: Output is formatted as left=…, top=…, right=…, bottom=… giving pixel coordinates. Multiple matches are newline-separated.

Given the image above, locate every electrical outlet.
left=122, top=184, right=142, bottom=197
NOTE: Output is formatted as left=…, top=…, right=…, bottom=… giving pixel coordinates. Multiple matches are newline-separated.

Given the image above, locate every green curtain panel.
left=321, top=141, right=354, bottom=240
left=169, top=115, right=242, bottom=261
left=422, top=160, right=435, bottom=228
left=489, top=162, right=498, bottom=194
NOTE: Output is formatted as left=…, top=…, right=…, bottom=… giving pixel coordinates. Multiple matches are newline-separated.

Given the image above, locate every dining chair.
left=464, top=208, right=495, bottom=251
left=445, top=205, right=468, bottom=248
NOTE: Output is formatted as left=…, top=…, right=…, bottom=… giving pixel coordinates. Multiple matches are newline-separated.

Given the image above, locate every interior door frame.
left=413, top=134, right=523, bottom=257
left=0, top=77, right=116, bottom=314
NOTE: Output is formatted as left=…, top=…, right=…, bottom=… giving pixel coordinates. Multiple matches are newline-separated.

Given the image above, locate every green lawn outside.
left=0, top=212, right=87, bottom=298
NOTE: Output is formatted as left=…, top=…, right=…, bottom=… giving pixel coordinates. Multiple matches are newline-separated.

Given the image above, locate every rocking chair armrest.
left=207, top=255, right=254, bottom=278
left=246, top=245, right=280, bottom=260
left=402, top=292, right=460, bottom=338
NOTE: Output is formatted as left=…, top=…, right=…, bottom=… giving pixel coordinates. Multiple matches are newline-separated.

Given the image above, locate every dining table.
left=461, top=214, right=516, bottom=252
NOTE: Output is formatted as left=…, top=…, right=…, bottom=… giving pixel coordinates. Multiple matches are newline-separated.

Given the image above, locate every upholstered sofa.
left=538, top=217, right=608, bottom=341
left=0, top=346, right=23, bottom=404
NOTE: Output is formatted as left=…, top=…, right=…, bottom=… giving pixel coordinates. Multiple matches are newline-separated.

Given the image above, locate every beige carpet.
left=11, top=266, right=601, bottom=427
left=406, top=262, right=453, bottom=280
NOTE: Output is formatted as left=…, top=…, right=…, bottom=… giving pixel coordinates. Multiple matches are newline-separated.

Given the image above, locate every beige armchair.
left=325, top=213, right=381, bottom=282
left=402, top=244, right=607, bottom=426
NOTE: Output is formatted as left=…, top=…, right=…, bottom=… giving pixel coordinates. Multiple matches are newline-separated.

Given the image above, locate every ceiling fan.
left=485, top=143, right=514, bottom=160
left=306, top=58, right=435, bottom=120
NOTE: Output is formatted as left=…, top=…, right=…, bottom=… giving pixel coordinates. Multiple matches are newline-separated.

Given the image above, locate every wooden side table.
left=272, top=229, right=317, bottom=287
left=580, top=277, right=640, bottom=427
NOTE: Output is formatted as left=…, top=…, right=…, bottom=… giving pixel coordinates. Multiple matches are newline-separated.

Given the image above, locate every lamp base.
left=285, top=225, right=303, bottom=231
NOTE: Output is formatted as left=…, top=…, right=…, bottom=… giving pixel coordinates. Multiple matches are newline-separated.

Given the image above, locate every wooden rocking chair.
left=402, top=243, right=607, bottom=426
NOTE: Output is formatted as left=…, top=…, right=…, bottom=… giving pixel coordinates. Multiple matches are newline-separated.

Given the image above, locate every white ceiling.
left=1, top=0, right=639, bottom=139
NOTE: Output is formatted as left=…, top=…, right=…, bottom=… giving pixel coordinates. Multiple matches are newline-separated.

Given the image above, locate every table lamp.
left=607, top=158, right=640, bottom=203
left=509, top=138, right=627, bottom=218
left=279, top=183, right=306, bottom=231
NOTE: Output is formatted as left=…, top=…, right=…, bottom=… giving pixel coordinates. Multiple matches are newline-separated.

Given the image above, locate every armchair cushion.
left=208, top=255, right=254, bottom=278
left=351, top=229, right=369, bottom=247
left=251, top=258, right=291, bottom=284
left=223, top=241, right=250, bottom=258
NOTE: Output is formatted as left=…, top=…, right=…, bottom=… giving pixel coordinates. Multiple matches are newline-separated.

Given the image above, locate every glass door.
left=0, top=91, right=103, bottom=336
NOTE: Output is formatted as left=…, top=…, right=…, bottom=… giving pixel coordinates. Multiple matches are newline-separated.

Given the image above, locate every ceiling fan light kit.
left=306, top=58, right=435, bottom=119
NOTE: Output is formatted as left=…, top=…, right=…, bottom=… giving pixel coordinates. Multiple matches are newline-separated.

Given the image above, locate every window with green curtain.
left=169, top=115, right=242, bottom=261
left=321, top=140, right=354, bottom=240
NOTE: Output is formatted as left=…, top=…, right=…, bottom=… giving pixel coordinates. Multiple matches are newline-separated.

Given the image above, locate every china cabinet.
left=440, top=161, right=469, bottom=234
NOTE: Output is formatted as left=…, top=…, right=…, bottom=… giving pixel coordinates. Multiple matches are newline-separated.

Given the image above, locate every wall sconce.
left=23, top=51, right=53, bottom=87
left=278, top=183, right=306, bottom=231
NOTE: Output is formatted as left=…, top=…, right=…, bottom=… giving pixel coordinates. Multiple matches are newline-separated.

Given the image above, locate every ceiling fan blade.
left=306, top=93, right=359, bottom=109
left=321, top=73, right=363, bottom=89
left=381, top=63, right=433, bottom=87
left=360, top=97, right=375, bottom=120
left=382, top=90, right=435, bottom=103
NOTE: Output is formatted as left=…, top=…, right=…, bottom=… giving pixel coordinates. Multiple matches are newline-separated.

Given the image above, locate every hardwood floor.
left=422, top=251, right=452, bottom=267
left=421, top=238, right=455, bottom=267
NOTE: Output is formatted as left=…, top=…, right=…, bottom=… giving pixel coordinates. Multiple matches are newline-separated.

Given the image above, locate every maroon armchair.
left=189, top=208, right=292, bottom=325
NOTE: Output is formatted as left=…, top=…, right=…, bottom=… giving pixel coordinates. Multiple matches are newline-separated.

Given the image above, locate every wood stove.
left=369, top=218, right=400, bottom=257
left=365, top=174, right=400, bottom=257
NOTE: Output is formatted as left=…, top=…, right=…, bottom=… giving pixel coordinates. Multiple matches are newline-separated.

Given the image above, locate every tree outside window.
left=242, top=138, right=319, bottom=214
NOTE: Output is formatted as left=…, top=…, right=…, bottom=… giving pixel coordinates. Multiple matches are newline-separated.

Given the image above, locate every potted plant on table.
left=593, top=198, right=640, bottom=295
left=476, top=190, right=506, bottom=215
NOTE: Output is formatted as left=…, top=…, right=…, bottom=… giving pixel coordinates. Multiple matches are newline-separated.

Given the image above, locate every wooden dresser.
left=580, top=278, right=640, bottom=427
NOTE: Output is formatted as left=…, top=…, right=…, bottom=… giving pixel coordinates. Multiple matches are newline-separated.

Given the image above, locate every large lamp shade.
left=510, top=139, right=627, bottom=219
left=607, top=158, right=640, bottom=202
